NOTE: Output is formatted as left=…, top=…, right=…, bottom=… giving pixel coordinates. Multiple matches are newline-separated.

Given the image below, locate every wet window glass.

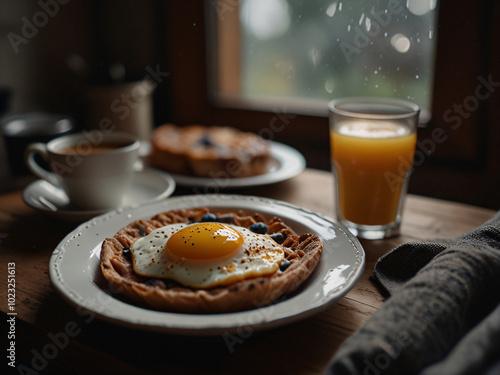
left=212, top=0, right=438, bottom=121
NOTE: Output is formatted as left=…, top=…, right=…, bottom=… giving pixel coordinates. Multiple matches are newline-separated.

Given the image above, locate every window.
left=162, top=0, right=500, bottom=208
left=210, top=0, right=438, bottom=122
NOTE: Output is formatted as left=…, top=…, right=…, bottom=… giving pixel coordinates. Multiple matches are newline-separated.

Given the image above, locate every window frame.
left=159, top=0, right=500, bottom=208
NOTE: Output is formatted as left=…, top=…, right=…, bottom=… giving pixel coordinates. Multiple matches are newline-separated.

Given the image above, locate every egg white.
left=130, top=223, right=285, bottom=288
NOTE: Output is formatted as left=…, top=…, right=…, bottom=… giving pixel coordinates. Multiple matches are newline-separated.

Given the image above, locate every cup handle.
left=24, top=143, right=59, bottom=186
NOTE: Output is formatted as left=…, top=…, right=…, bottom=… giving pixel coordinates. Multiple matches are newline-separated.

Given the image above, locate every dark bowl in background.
left=1, top=112, right=76, bottom=176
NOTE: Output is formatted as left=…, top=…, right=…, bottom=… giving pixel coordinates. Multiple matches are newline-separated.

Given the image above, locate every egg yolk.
left=165, top=223, right=244, bottom=260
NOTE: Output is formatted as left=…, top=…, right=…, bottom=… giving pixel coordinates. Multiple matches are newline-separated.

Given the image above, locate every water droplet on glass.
left=391, top=33, right=411, bottom=53
left=325, top=79, right=335, bottom=93
left=407, top=0, right=435, bottom=15
left=326, top=2, right=337, bottom=17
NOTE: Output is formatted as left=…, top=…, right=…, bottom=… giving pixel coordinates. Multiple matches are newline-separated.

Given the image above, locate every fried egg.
left=129, top=222, right=285, bottom=288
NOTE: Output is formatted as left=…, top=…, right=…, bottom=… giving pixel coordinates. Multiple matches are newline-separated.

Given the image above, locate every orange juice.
left=331, top=121, right=416, bottom=225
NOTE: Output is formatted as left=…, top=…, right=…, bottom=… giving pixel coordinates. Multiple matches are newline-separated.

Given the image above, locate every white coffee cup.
left=25, top=131, right=140, bottom=210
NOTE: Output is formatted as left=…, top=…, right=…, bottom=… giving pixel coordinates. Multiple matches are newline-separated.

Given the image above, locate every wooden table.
left=0, top=169, right=495, bottom=374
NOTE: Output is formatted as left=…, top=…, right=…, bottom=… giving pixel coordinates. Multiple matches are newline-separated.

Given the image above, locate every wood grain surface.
left=0, top=169, right=495, bottom=374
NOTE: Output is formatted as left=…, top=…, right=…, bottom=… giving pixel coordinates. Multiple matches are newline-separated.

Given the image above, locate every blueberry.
left=250, top=222, right=268, bottom=234
left=122, top=247, right=131, bottom=257
left=269, top=232, right=287, bottom=244
left=279, top=259, right=291, bottom=272
left=200, top=213, right=217, bottom=222
left=198, top=134, right=214, bottom=147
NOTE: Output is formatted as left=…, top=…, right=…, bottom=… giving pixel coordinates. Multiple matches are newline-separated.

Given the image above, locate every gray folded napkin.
left=325, top=210, right=500, bottom=375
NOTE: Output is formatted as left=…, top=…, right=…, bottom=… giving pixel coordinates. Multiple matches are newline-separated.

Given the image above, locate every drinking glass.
left=329, top=97, right=420, bottom=239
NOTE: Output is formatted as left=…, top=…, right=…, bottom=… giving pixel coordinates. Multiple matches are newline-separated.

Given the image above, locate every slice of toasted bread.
left=100, top=207, right=323, bottom=314
left=149, top=124, right=272, bottom=178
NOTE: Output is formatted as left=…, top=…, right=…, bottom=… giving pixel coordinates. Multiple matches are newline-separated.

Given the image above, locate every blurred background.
left=0, top=0, right=499, bottom=208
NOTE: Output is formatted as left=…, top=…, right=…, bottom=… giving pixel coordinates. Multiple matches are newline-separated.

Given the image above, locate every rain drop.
left=326, top=2, right=337, bottom=17
left=359, top=13, right=365, bottom=25
left=325, top=79, right=335, bottom=93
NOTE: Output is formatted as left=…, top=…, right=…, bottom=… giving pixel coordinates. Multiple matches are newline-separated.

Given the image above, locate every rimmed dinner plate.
left=49, top=194, right=365, bottom=335
left=168, top=141, right=306, bottom=189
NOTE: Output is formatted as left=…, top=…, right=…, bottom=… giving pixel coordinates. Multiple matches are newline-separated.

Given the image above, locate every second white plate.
left=169, top=141, right=306, bottom=189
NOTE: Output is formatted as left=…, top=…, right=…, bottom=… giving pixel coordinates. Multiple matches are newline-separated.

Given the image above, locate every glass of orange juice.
left=329, top=97, right=420, bottom=239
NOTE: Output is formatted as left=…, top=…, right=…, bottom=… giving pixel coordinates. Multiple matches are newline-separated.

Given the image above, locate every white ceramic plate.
left=23, top=167, right=176, bottom=222
left=49, top=194, right=365, bottom=335
left=169, top=142, right=306, bottom=189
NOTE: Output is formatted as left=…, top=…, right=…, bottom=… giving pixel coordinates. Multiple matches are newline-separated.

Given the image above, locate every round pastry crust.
left=149, top=124, right=272, bottom=178
left=100, top=207, right=323, bottom=314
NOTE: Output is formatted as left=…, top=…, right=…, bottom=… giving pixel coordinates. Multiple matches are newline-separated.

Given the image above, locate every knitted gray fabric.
left=325, top=211, right=500, bottom=375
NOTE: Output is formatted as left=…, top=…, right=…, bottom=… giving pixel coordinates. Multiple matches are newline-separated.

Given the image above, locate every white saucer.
left=169, top=141, right=306, bottom=189
left=23, top=168, right=176, bottom=221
